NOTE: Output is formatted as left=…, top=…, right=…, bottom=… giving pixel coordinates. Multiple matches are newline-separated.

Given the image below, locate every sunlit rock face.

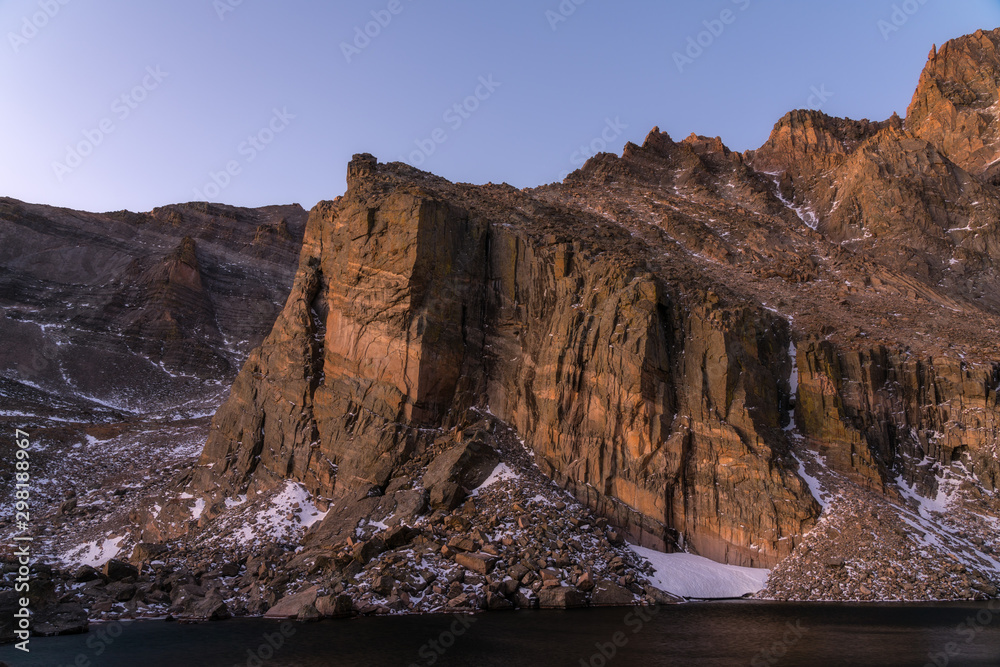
left=190, top=28, right=1000, bottom=578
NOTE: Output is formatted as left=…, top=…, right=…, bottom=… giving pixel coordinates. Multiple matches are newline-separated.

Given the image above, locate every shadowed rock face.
left=0, top=198, right=307, bottom=416
left=188, top=27, right=1000, bottom=573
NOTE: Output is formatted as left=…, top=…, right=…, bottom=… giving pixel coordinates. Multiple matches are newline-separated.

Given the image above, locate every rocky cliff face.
left=0, top=198, right=313, bottom=631
left=908, top=29, right=1000, bottom=181
left=190, top=154, right=818, bottom=568
left=181, top=28, right=1000, bottom=594
left=0, top=199, right=307, bottom=417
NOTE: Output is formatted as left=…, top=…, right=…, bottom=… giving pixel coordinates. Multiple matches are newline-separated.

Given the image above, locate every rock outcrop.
left=908, top=29, right=1000, bottom=180
left=187, top=27, right=1000, bottom=584
left=190, top=153, right=820, bottom=568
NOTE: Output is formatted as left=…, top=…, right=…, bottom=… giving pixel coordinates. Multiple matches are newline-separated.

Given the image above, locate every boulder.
left=429, top=482, right=462, bottom=512
left=485, top=591, right=514, bottom=610
left=297, top=604, right=322, bottom=622
left=352, top=537, right=386, bottom=565
left=33, top=603, right=89, bottom=637
left=73, top=565, right=104, bottom=583
left=590, top=580, right=635, bottom=606
left=455, top=553, right=497, bottom=575
left=372, top=575, right=395, bottom=596
left=386, top=490, right=429, bottom=527
left=316, top=594, right=354, bottom=618
left=422, top=439, right=500, bottom=510
left=383, top=525, right=417, bottom=550
left=538, top=586, right=587, bottom=609
left=515, top=588, right=538, bottom=609
left=105, top=582, right=137, bottom=602
left=102, top=560, right=139, bottom=582
left=264, top=585, right=321, bottom=619
left=130, top=543, right=168, bottom=566
left=643, top=585, right=683, bottom=605
left=185, top=594, right=231, bottom=621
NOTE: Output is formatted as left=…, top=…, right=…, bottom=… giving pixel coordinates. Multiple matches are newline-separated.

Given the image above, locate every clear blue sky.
left=2, top=0, right=998, bottom=213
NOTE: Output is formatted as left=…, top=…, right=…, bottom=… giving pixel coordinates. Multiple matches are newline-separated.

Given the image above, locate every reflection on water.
left=3, top=601, right=999, bottom=667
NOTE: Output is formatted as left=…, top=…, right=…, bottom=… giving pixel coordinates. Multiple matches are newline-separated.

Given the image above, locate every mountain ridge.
left=5, top=27, right=1000, bottom=633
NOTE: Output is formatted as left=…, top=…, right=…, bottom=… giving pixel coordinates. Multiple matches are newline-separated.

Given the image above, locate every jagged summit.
left=908, top=26, right=1000, bottom=179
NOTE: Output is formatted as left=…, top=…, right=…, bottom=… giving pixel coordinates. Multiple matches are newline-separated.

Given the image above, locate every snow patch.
left=793, top=451, right=831, bottom=508
left=60, top=535, right=124, bottom=568
left=471, top=463, right=520, bottom=495
left=190, top=497, right=206, bottom=521
left=896, top=475, right=955, bottom=518
left=237, top=481, right=329, bottom=547
left=630, top=544, right=770, bottom=599
left=788, top=340, right=799, bottom=396
left=770, top=177, right=819, bottom=229
left=225, top=495, right=248, bottom=509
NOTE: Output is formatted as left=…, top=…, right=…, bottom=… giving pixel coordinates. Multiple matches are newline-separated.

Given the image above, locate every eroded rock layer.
left=192, top=154, right=822, bottom=568
left=179, top=27, right=1000, bottom=589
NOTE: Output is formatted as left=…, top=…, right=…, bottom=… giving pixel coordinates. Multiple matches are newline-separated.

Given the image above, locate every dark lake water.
left=3, top=602, right=1000, bottom=667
